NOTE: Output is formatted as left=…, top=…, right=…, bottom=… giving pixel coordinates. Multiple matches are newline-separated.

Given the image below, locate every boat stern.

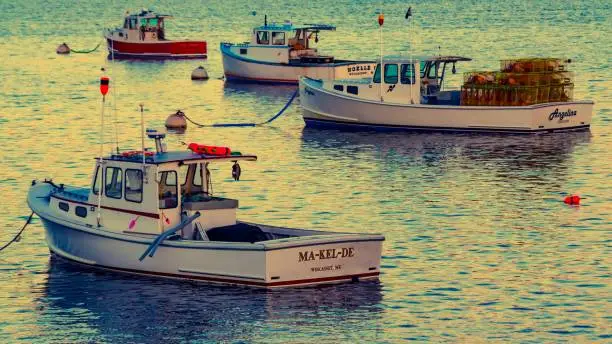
left=262, top=234, right=384, bottom=288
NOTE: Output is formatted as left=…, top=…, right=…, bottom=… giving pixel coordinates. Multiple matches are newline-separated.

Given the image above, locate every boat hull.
left=299, top=78, right=593, bottom=133
left=29, top=184, right=383, bottom=288
left=106, top=37, right=207, bottom=59
left=221, top=43, right=375, bottom=84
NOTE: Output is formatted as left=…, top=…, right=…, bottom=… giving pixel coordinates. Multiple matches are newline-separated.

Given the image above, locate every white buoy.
left=191, top=66, right=209, bottom=80
left=56, top=43, right=71, bottom=54
left=165, top=110, right=187, bottom=129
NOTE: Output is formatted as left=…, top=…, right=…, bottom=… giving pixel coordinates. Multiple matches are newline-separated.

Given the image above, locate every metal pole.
left=140, top=104, right=146, bottom=174
left=97, top=95, right=105, bottom=227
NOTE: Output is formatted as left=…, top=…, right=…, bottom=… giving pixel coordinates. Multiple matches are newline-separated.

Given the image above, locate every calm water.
left=1, top=0, right=610, bottom=342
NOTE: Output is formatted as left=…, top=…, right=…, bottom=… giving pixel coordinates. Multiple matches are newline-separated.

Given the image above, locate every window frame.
left=373, top=64, right=381, bottom=84
left=384, top=64, right=399, bottom=84
left=159, top=171, right=178, bottom=209
left=75, top=206, right=87, bottom=218
left=271, top=31, right=286, bottom=46
left=400, top=63, right=416, bottom=85
left=256, top=31, right=270, bottom=45
left=105, top=166, right=123, bottom=200
left=92, top=165, right=101, bottom=195
left=58, top=202, right=69, bottom=212
left=124, top=168, right=144, bottom=203
left=333, top=84, right=344, bottom=92
left=346, top=86, right=359, bottom=95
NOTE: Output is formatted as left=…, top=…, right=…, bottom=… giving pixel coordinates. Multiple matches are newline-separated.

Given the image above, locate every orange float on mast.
left=378, top=13, right=384, bottom=26
left=100, top=76, right=110, bottom=96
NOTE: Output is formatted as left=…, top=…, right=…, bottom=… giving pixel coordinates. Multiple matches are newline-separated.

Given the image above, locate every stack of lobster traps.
left=460, top=58, right=574, bottom=106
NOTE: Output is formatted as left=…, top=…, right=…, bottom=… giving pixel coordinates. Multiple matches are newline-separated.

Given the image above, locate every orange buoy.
left=563, top=195, right=581, bottom=205
left=187, top=143, right=231, bottom=156
left=100, top=76, right=110, bottom=96
left=378, top=14, right=384, bottom=26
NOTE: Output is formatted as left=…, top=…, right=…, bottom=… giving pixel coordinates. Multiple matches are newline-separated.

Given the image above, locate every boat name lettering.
left=311, top=264, right=342, bottom=272
left=347, top=65, right=371, bottom=73
left=298, top=247, right=355, bottom=262
left=549, top=108, right=577, bottom=121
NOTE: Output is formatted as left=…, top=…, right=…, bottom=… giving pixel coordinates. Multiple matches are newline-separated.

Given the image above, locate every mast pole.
left=140, top=103, right=146, bottom=175
left=378, top=4, right=384, bottom=102
left=97, top=72, right=110, bottom=227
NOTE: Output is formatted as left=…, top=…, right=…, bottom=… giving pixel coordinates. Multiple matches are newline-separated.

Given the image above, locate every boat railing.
left=139, top=212, right=201, bottom=261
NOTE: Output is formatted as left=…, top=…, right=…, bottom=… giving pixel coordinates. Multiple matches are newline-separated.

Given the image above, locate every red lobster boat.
left=104, top=10, right=207, bottom=59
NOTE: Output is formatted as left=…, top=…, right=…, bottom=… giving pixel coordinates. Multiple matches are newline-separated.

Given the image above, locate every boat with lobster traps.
left=220, top=18, right=375, bottom=83
left=299, top=56, right=593, bottom=133
left=104, top=10, right=207, bottom=59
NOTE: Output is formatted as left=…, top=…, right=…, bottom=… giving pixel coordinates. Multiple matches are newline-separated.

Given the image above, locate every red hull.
left=107, top=38, right=207, bottom=58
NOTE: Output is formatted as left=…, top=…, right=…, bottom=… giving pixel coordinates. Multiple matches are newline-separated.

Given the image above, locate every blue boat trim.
left=303, top=117, right=591, bottom=134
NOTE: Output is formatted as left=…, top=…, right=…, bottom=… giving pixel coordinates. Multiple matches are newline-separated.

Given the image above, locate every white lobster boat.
left=299, top=56, right=594, bottom=133
left=27, top=132, right=384, bottom=288
left=221, top=20, right=375, bottom=83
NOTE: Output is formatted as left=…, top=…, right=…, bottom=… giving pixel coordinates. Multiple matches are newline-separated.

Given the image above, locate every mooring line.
left=183, top=89, right=298, bottom=128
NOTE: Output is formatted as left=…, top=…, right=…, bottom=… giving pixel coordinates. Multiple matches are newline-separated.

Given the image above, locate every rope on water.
left=0, top=212, right=34, bottom=253
left=183, top=89, right=298, bottom=128
left=70, top=42, right=102, bottom=54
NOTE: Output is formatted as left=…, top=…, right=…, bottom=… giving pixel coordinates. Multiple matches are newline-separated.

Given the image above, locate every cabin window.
left=401, top=64, right=416, bottom=84
left=149, top=18, right=158, bottom=27
left=256, top=31, right=269, bottom=45
left=333, top=84, right=344, bottom=92
left=125, top=169, right=143, bottom=203
left=105, top=167, right=123, bottom=199
left=92, top=166, right=101, bottom=195
left=373, top=64, right=381, bottom=83
left=124, top=18, right=129, bottom=29
left=384, top=64, right=399, bottom=84
left=240, top=48, right=248, bottom=55
left=75, top=206, right=87, bottom=218
left=193, top=164, right=203, bottom=187
left=347, top=86, right=359, bottom=95
left=272, top=32, right=286, bottom=45
left=427, top=62, right=439, bottom=79
left=159, top=171, right=178, bottom=209
left=58, top=202, right=69, bottom=212
left=130, top=18, right=137, bottom=29
left=420, top=61, right=427, bottom=78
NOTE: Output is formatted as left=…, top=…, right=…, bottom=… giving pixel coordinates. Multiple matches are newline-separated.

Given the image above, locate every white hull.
left=299, top=77, right=593, bottom=133
left=29, top=184, right=383, bottom=288
left=221, top=44, right=375, bottom=84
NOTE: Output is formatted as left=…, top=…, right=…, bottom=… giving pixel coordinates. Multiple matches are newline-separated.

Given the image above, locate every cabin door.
left=158, top=170, right=181, bottom=231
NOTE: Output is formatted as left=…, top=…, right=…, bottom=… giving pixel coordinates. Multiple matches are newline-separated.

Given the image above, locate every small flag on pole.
left=405, top=6, right=412, bottom=19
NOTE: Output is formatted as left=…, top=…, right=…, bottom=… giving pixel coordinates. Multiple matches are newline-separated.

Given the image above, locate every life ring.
left=152, top=32, right=157, bottom=39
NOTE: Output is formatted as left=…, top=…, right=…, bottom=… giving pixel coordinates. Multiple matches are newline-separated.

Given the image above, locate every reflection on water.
left=37, top=257, right=383, bottom=343
left=0, top=0, right=610, bottom=342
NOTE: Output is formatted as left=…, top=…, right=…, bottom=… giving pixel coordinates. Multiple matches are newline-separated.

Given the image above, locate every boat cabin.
left=326, top=56, right=471, bottom=105
left=237, top=22, right=336, bottom=64
left=49, top=130, right=256, bottom=240
left=108, top=10, right=171, bottom=42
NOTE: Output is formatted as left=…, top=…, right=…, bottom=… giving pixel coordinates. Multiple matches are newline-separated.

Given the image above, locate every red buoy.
left=100, top=76, right=110, bottom=96
left=378, top=14, right=384, bottom=26
left=564, top=195, right=581, bottom=205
